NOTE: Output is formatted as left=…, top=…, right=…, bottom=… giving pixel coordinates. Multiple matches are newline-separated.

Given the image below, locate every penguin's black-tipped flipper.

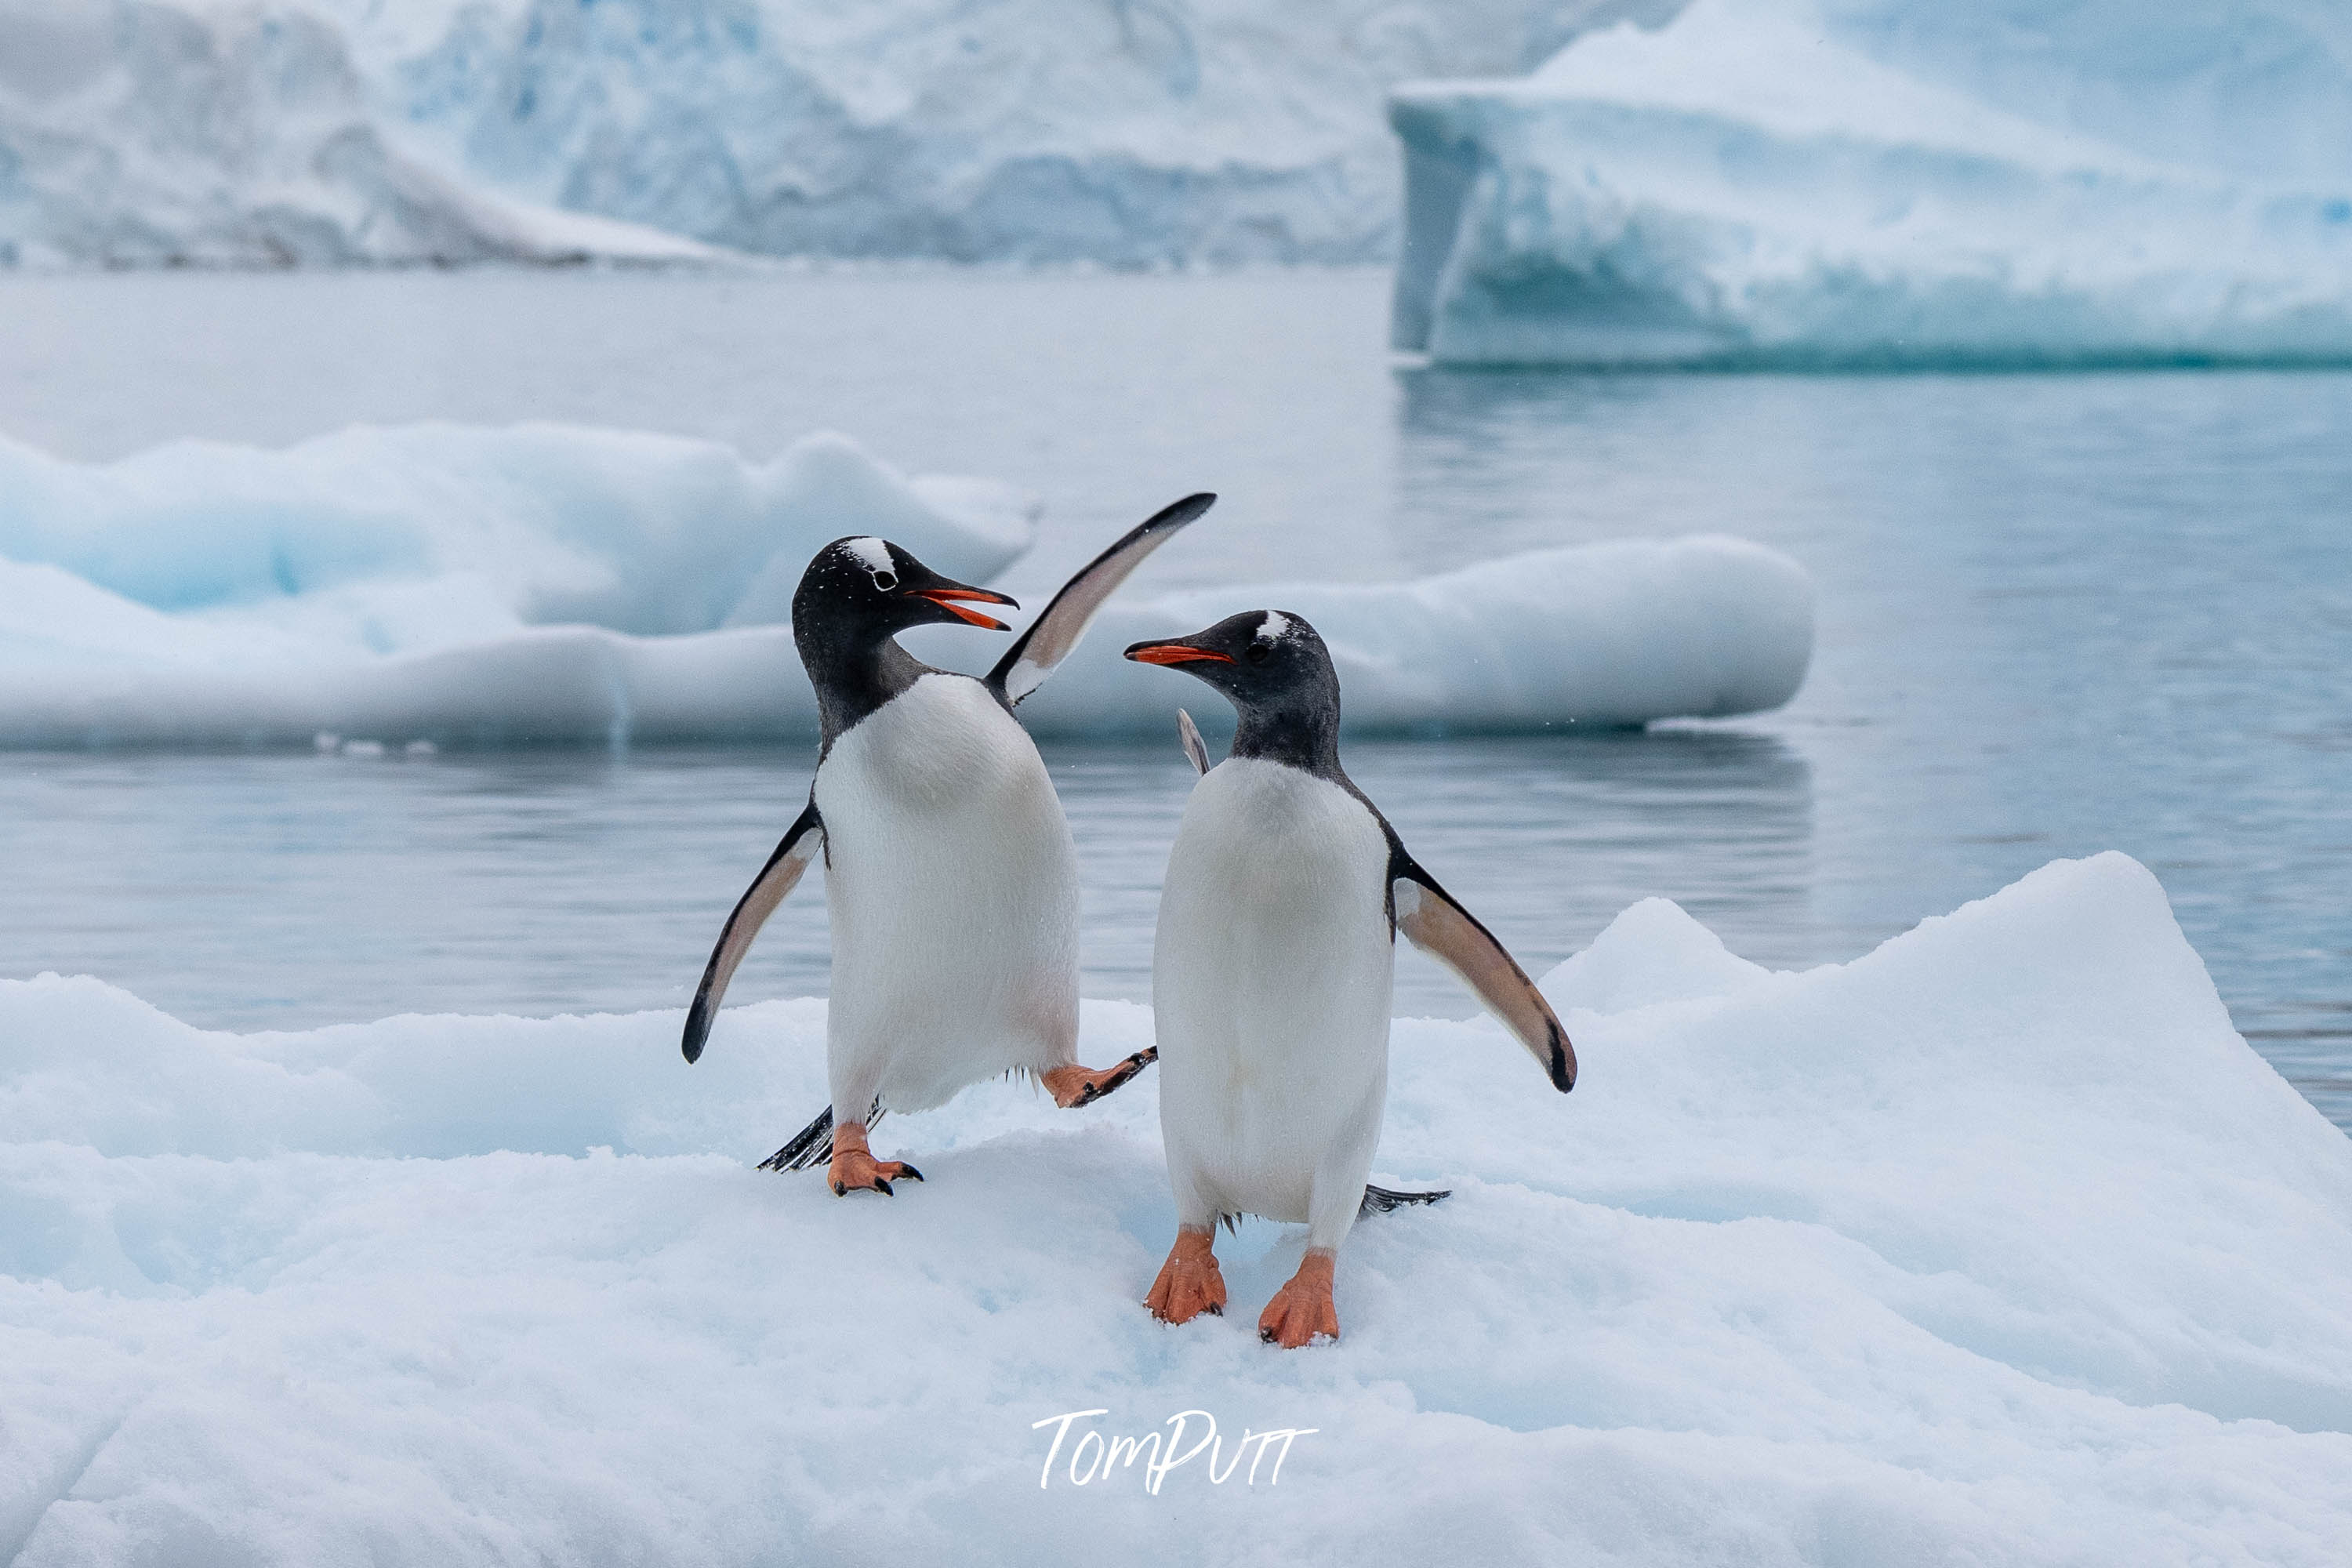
left=986, top=492, right=1216, bottom=706
left=1388, top=846, right=1576, bottom=1093
left=756, top=1100, right=887, bottom=1172
left=1176, top=708, right=1211, bottom=776
left=1359, top=1184, right=1450, bottom=1218
left=681, top=799, right=825, bottom=1065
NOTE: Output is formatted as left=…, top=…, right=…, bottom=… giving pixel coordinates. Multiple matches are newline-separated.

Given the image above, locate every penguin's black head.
left=791, top=536, right=1018, bottom=659
left=1124, top=611, right=1341, bottom=771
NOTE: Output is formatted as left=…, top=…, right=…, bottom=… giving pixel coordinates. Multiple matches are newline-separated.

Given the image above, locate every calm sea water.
left=0, top=270, right=2345, bottom=1129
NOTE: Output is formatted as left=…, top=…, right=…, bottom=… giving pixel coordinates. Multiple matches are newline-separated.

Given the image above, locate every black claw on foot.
left=873, top=1178, right=894, bottom=1196
left=1086, top=1048, right=1160, bottom=1105
left=898, top=1165, right=924, bottom=1183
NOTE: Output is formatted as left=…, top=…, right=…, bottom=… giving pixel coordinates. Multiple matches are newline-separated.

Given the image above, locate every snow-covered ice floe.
left=0, top=420, right=1812, bottom=744
left=1391, top=0, right=2352, bottom=367
left=2, top=853, right=2348, bottom=1561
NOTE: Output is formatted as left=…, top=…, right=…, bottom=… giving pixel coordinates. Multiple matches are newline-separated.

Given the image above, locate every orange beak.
left=1126, top=641, right=1236, bottom=666
left=910, top=586, right=1017, bottom=631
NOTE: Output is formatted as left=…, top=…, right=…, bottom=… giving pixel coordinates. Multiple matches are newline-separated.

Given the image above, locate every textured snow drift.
left=1391, top=0, right=2352, bottom=366
left=0, top=419, right=1812, bottom=744
left=0, top=0, right=715, bottom=268
left=2, top=853, right=2348, bottom=1563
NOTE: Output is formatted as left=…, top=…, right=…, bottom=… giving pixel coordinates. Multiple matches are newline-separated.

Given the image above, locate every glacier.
left=1390, top=0, right=2352, bottom=366
left=3, top=854, right=2350, bottom=1562
left=0, top=0, right=715, bottom=267
left=0, top=419, right=1813, bottom=746
left=3, top=0, right=1650, bottom=268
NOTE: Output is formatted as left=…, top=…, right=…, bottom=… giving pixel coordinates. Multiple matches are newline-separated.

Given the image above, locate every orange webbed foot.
left=826, top=1123, right=922, bottom=1196
left=1258, top=1250, right=1340, bottom=1348
left=1041, top=1049, right=1158, bottom=1109
left=1145, top=1229, right=1227, bottom=1324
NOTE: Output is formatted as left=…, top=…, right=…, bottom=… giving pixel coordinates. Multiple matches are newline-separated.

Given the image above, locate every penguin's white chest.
left=1152, top=758, right=1395, bottom=1226
left=814, top=673, right=1079, bottom=1110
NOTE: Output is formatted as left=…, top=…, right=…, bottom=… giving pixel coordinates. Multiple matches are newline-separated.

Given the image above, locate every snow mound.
left=0, top=480, right=1810, bottom=745
left=0, top=0, right=715, bottom=268
left=2, top=853, right=2348, bottom=1562
left=1390, top=0, right=2352, bottom=366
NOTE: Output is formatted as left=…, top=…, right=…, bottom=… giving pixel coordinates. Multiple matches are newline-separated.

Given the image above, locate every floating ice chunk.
left=1391, top=0, right=2352, bottom=366
left=1007, top=533, right=1815, bottom=736
left=0, top=531, right=1807, bottom=746
left=2, top=855, right=2350, bottom=1559
left=0, top=424, right=1032, bottom=639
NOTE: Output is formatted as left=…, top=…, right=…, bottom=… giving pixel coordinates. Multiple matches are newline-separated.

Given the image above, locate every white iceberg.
left=5, top=0, right=1611, bottom=269
left=1390, top=0, right=2352, bottom=365
left=0, top=416, right=1813, bottom=747
left=3, top=854, right=2349, bottom=1561
left=0, top=0, right=717, bottom=268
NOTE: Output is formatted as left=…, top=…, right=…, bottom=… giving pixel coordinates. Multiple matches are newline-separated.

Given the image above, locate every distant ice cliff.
left=2, top=0, right=1646, bottom=268
left=1390, top=0, right=2352, bottom=366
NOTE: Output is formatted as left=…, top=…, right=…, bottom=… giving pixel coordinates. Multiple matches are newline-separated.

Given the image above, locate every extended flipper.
left=1359, top=1184, right=1450, bottom=1218
left=757, top=1100, right=886, bottom=1173
left=1389, top=844, right=1576, bottom=1093
left=1175, top=707, right=1210, bottom=776
left=987, top=492, right=1216, bottom=705
left=681, top=799, right=825, bottom=1065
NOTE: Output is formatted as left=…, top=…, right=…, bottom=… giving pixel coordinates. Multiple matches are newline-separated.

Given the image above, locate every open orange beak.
left=1124, top=641, right=1235, bottom=666
left=909, top=586, right=1018, bottom=631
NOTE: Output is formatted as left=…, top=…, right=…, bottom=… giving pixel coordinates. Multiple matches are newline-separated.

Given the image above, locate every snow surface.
left=3, top=852, right=2348, bottom=1562
left=0, top=0, right=717, bottom=267
left=0, top=419, right=1812, bottom=746
left=1390, top=0, right=2352, bottom=365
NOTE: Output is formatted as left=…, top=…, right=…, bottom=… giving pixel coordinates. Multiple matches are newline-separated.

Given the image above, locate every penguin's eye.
left=1245, top=641, right=1272, bottom=666
left=870, top=570, right=898, bottom=593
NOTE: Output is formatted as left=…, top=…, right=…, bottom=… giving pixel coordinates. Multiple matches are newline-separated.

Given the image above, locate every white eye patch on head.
left=841, top=536, right=895, bottom=575
left=1256, top=611, right=1294, bottom=644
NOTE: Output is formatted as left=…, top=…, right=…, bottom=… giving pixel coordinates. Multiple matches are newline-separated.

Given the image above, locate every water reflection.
left=0, top=732, right=1812, bottom=1031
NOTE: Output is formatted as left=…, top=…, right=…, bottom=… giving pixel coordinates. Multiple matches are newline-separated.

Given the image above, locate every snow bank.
left=0, top=470, right=1810, bottom=745
left=0, top=0, right=714, bottom=268
left=1391, top=0, right=2352, bottom=366
left=2, top=853, right=2347, bottom=1563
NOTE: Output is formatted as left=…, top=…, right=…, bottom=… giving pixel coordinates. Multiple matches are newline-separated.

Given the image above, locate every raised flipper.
left=1359, top=1184, right=1450, bottom=1218
left=986, top=492, right=1216, bottom=705
left=681, top=799, right=824, bottom=1065
left=1389, top=845, right=1576, bottom=1093
left=1175, top=707, right=1210, bottom=776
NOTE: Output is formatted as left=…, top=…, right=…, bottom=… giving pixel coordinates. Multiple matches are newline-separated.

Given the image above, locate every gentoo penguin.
left=1124, top=611, right=1573, bottom=1346
left=682, top=495, right=1215, bottom=1196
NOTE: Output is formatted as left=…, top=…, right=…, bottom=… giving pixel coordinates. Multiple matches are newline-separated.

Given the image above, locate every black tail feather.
left=1359, top=1184, right=1450, bottom=1218
left=757, top=1100, right=886, bottom=1173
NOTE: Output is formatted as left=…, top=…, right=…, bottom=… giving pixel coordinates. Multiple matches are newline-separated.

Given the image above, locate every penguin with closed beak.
left=682, top=495, right=1215, bottom=1196
left=1124, top=610, right=1574, bottom=1346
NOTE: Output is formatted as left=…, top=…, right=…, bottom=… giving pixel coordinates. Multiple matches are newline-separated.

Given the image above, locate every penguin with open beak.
left=1125, top=610, right=1573, bottom=1346
left=682, top=495, right=1214, bottom=1196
